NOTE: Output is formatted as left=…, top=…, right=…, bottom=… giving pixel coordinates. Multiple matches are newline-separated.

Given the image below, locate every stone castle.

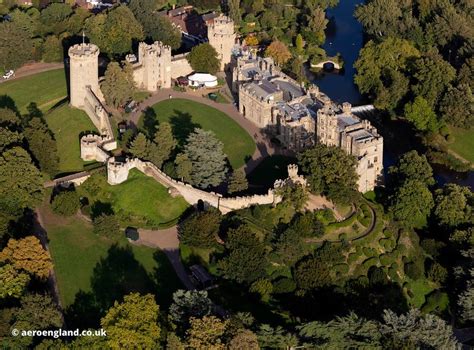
left=69, top=10, right=382, bottom=196
left=233, top=54, right=383, bottom=192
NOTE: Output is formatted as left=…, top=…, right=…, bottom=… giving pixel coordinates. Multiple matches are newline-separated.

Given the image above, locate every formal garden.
left=139, top=99, right=255, bottom=169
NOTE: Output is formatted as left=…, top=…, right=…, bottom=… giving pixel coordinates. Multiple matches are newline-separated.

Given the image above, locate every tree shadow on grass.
left=169, top=110, right=201, bottom=147
left=150, top=250, right=184, bottom=309
left=0, top=95, right=19, bottom=114
left=64, top=244, right=156, bottom=329
left=142, top=107, right=158, bottom=139
left=90, top=201, right=114, bottom=220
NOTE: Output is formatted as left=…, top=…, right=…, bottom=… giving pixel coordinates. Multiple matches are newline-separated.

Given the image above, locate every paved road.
left=129, top=89, right=287, bottom=174
left=134, top=226, right=195, bottom=290
left=0, top=62, right=63, bottom=83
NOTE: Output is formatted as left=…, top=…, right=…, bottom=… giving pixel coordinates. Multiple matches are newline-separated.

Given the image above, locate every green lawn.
left=0, top=69, right=67, bottom=113
left=79, top=170, right=189, bottom=228
left=44, top=104, right=97, bottom=174
left=141, top=99, right=255, bottom=169
left=45, top=214, right=183, bottom=315
left=449, top=127, right=474, bottom=164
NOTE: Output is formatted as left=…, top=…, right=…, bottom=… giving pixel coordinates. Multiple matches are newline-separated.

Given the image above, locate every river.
left=310, top=0, right=473, bottom=188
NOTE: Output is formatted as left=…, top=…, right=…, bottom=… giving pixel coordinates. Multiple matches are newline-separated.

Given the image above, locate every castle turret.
left=207, top=14, right=235, bottom=71
left=68, top=43, right=100, bottom=108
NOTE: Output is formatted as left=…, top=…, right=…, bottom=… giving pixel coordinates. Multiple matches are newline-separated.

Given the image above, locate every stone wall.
left=106, top=157, right=285, bottom=214
left=170, top=54, right=193, bottom=79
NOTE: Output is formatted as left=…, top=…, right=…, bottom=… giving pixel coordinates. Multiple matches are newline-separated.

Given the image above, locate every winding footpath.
left=129, top=89, right=286, bottom=174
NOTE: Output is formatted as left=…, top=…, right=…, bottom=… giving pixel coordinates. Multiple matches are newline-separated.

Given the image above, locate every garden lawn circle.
left=140, top=99, right=256, bottom=169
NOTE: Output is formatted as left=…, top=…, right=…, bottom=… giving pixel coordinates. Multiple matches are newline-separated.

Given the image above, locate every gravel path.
left=134, top=226, right=195, bottom=290
left=129, top=89, right=288, bottom=174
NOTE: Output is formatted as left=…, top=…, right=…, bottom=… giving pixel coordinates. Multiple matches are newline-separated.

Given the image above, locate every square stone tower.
left=207, top=14, right=236, bottom=70
left=135, top=42, right=172, bottom=91
left=68, top=43, right=101, bottom=108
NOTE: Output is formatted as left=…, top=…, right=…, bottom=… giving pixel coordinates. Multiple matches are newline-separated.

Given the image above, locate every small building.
left=188, top=73, right=218, bottom=88
left=189, top=264, right=213, bottom=289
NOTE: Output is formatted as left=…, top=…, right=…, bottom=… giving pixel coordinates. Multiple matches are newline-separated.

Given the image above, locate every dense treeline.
left=354, top=0, right=473, bottom=170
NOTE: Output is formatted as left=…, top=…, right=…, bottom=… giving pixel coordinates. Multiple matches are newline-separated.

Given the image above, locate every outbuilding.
left=188, top=73, right=218, bottom=88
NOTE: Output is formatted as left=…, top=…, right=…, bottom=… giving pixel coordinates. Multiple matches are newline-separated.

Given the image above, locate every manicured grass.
left=44, top=104, right=97, bottom=174
left=80, top=170, right=189, bottom=228
left=0, top=69, right=67, bottom=113
left=405, top=279, right=435, bottom=308
left=46, top=214, right=183, bottom=310
left=141, top=99, right=255, bottom=169
left=449, top=127, right=474, bottom=164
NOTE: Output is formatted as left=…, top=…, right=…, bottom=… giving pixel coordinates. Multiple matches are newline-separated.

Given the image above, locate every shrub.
left=347, top=253, right=359, bottom=264
left=51, top=191, right=80, bottom=216
left=362, top=247, right=377, bottom=258
left=368, top=266, right=388, bottom=285
left=362, top=257, right=378, bottom=269
left=427, top=261, right=448, bottom=284
left=379, top=254, right=392, bottom=266
left=421, top=290, right=449, bottom=314
left=339, top=232, right=348, bottom=241
left=162, top=161, right=177, bottom=178
left=404, top=261, right=424, bottom=280
left=334, top=263, right=349, bottom=274
left=379, top=238, right=395, bottom=251
left=93, top=214, right=121, bottom=239
left=383, top=229, right=393, bottom=238
left=249, top=279, right=273, bottom=302
left=272, top=278, right=296, bottom=294
left=388, top=265, right=399, bottom=281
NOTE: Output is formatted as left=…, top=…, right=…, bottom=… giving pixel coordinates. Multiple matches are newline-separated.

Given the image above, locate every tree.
left=0, top=236, right=53, bottom=279
left=14, top=294, right=62, bottom=330
left=381, top=309, right=457, bottom=349
left=10, top=8, right=39, bottom=38
left=427, top=261, right=448, bottom=284
left=218, top=225, right=267, bottom=283
left=0, top=264, right=30, bottom=299
left=295, top=33, right=304, bottom=54
left=355, top=0, right=402, bottom=37
left=129, top=133, right=150, bottom=160
left=389, top=180, right=434, bottom=227
left=229, top=329, right=259, bottom=350
left=354, top=38, right=420, bottom=110
left=0, top=22, right=32, bottom=70
left=101, top=62, right=135, bottom=108
left=458, top=268, right=474, bottom=323
left=0, top=147, right=44, bottom=216
left=228, top=0, right=241, bottom=24
left=101, top=293, right=160, bottom=349
left=42, top=35, right=63, bottom=62
left=93, top=214, right=120, bottom=239
left=388, top=150, right=435, bottom=187
left=433, top=184, right=473, bottom=228
left=228, top=169, right=248, bottom=194
left=51, top=191, right=80, bottom=217
left=257, top=324, right=298, bottom=349
left=24, top=117, right=59, bottom=176
left=169, top=290, right=213, bottom=327
left=440, top=84, right=474, bottom=129
left=175, top=153, right=192, bottom=182
left=39, top=3, right=72, bottom=35
left=298, top=312, right=382, bottom=348
left=178, top=209, right=221, bottom=249
left=298, top=144, right=358, bottom=204
left=183, top=129, right=228, bottom=188
left=458, top=58, right=474, bottom=91
left=403, top=96, right=439, bottom=132
left=249, top=279, right=273, bottom=302
left=412, top=53, right=456, bottom=105
left=265, top=40, right=292, bottom=66
left=273, top=228, right=306, bottom=266
left=86, top=5, right=143, bottom=57
left=186, top=316, right=228, bottom=350
left=187, top=43, right=221, bottom=75
left=303, top=6, right=328, bottom=45
left=148, top=122, right=176, bottom=168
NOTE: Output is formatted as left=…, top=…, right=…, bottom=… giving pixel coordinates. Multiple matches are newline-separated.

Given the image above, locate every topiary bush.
left=362, top=247, right=377, bottom=258
left=379, top=254, right=393, bottom=266
left=347, top=253, right=359, bottom=264
left=362, top=257, right=379, bottom=269
left=334, top=263, right=349, bottom=274
left=51, top=190, right=80, bottom=217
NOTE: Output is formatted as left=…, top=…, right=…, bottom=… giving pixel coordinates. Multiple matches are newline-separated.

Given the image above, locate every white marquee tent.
left=188, top=73, right=218, bottom=88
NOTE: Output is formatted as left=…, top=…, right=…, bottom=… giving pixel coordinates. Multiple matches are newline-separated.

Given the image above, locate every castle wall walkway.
left=129, top=89, right=288, bottom=174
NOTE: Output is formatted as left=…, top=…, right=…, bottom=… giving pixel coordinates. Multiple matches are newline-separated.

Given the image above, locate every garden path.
left=0, top=62, right=63, bottom=83
left=134, top=226, right=195, bottom=290
left=129, top=89, right=286, bottom=174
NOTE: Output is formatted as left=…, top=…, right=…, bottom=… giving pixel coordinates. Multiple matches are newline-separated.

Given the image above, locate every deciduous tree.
left=187, top=43, right=221, bottom=75
left=93, top=214, right=120, bottom=239
left=0, top=22, right=32, bottom=70
left=186, top=316, right=228, bottom=350
left=265, top=40, right=292, bottom=66
left=178, top=209, right=221, bottom=249
left=440, top=84, right=474, bottom=129
left=101, top=62, right=135, bottom=108
left=24, top=118, right=59, bottom=176
left=0, top=264, right=30, bottom=299
left=51, top=191, right=80, bottom=217
left=433, top=184, right=473, bottom=228
left=0, top=236, right=53, bottom=279
left=403, top=96, right=439, bottom=132
left=101, top=293, right=161, bottom=349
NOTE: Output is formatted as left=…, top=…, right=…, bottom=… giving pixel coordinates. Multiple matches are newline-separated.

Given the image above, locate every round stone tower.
left=207, top=14, right=236, bottom=71
left=68, top=43, right=100, bottom=108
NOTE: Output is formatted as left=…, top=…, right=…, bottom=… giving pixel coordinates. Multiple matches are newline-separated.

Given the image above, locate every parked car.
left=124, top=100, right=137, bottom=113
left=2, top=70, right=14, bottom=80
